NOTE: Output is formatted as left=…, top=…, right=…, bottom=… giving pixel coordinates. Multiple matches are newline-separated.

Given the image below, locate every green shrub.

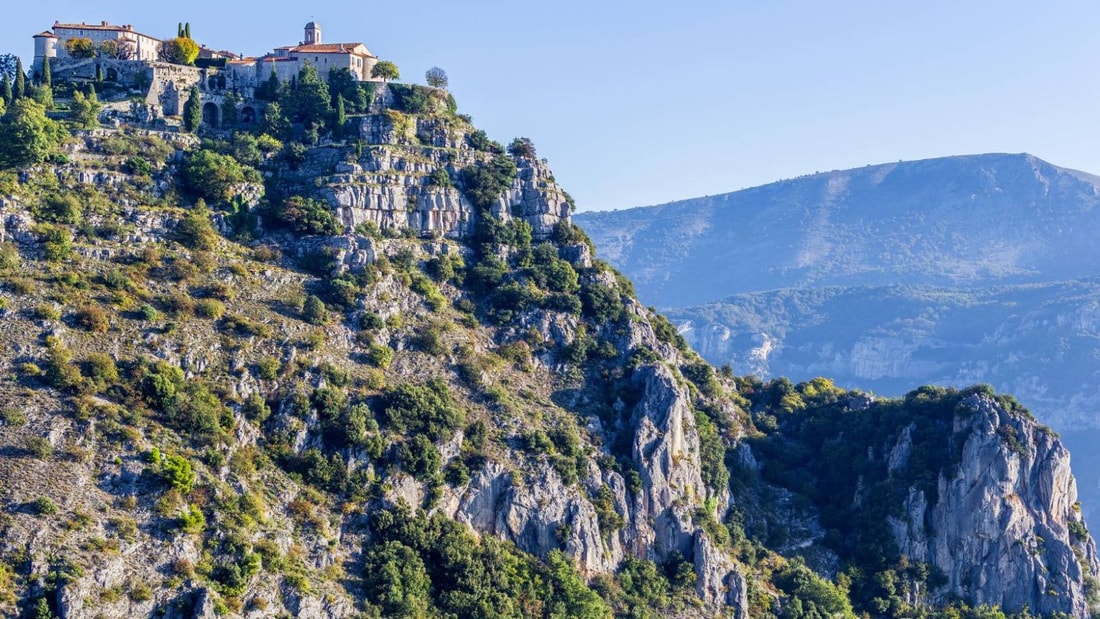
left=26, top=436, right=54, bottom=459
left=270, top=195, right=340, bottom=235
left=377, top=379, right=464, bottom=441
left=1, top=408, right=27, bottom=426
left=44, top=339, right=84, bottom=392
left=256, top=357, right=281, bottom=380
left=153, top=451, right=196, bottom=492
left=33, top=497, right=59, bottom=515
left=461, top=155, right=516, bottom=210
left=179, top=504, right=205, bottom=533
left=580, top=280, right=624, bottom=323
left=0, top=242, right=19, bottom=271
left=160, top=291, right=195, bottom=316
left=427, top=168, right=452, bottom=188
left=175, top=205, right=219, bottom=250
left=83, top=352, right=119, bottom=386
left=444, top=459, right=470, bottom=486
left=398, top=435, right=441, bottom=481
left=126, top=156, right=152, bottom=175
left=367, top=344, right=394, bottom=368
left=33, top=304, right=61, bottom=321
left=411, top=323, right=448, bottom=356
left=360, top=312, right=385, bottom=331
left=38, top=194, right=82, bottom=225
left=242, top=393, right=271, bottom=423
left=38, top=225, right=73, bottom=261
left=170, top=382, right=231, bottom=444
left=195, top=298, right=226, bottom=319
left=302, top=294, right=328, bottom=325
left=466, top=129, right=501, bottom=153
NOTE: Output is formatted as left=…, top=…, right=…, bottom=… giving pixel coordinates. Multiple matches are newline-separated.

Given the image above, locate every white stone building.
left=34, top=21, right=161, bottom=71
left=226, top=22, right=379, bottom=87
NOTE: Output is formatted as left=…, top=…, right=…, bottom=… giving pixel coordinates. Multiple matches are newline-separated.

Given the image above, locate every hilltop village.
left=28, top=20, right=386, bottom=129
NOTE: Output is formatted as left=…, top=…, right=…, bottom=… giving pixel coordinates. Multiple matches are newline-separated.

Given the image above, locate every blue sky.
left=4, top=1, right=1099, bottom=211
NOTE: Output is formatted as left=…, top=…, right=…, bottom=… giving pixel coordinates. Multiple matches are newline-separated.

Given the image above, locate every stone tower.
left=32, top=31, right=59, bottom=74
left=304, top=21, right=321, bottom=45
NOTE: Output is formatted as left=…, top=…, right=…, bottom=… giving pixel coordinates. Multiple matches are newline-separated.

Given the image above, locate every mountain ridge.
left=577, top=152, right=1100, bottom=307
left=593, top=152, right=1100, bottom=215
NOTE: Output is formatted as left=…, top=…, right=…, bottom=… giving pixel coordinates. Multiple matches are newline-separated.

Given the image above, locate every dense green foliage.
left=0, top=99, right=66, bottom=168
left=377, top=380, right=464, bottom=442
left=364, top=504, right=609, bottom=618
left=181, top=149, right=259, bottom=204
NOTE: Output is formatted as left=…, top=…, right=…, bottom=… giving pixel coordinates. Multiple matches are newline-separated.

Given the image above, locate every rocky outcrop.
left=889, top=394, right=1100, bottom=616
left=279, top=113, right=571, bottom=240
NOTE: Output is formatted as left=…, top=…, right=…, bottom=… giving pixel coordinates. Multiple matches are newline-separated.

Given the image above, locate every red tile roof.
left=52, top=21, right=161, bottom=41
left=289, top=43, right=373, bottom=57
left=34, top=31, right=59, bottom=39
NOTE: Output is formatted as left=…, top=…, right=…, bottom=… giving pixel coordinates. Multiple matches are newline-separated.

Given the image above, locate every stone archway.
left=106, top=68, right=118, bottom=82
left=241, top=106, right=256, bottom=124
left=202, top=102, right=219, bottom=128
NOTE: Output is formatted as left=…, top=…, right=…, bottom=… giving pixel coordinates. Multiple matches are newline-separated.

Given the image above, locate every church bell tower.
left=304, top=21, right=322, bottom=45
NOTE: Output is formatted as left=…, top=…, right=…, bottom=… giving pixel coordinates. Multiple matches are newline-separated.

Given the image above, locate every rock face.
left=275, top=114, right=572, bottom=240
left=426, top=304, right=743, bottom=601
left=890, top=394, right=1099, bottom=617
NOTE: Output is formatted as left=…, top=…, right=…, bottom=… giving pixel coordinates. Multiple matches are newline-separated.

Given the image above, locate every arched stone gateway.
left=241, top=106, right=256, bottom=124
left=106, top=68, right=118, bottom=82
left=202, top=102, right=219, bottom=128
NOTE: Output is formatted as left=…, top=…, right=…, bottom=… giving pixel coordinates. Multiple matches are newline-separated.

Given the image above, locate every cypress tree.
left=95, top=64, right=103, bottom=83
left=183, top=86, right=202, bottom=132
left=258, top=68, right=280, bottom=101
left=178, top=22, right=183, bottom=38
left=13, top=58, right=25, bottom=99
left=41, top=57, right=51, bottom=87
left=1, top=74, right=11, bottom=104
left=333, top=94, right=346, bottom=139
left=185, top=23, right=191, bottom=39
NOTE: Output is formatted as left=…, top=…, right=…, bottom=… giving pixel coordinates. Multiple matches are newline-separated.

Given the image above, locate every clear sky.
left=4, top=1, right=1099, bottom=211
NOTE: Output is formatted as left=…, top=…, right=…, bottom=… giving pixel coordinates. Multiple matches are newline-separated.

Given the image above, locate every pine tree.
left=183, top=86, right=202, bottom=132
left=14, top=58, right=25, bottom=100
left=333, top=94, right=346, bottom=139
left=41, top=57, right=51, bottom=88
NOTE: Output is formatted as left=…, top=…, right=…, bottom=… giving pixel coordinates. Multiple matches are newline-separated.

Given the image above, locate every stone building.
left=225, top=22, right=379, bottom=87
left=34, top=21, right=161, bottom=72
left=31, top=19, right=381, bottom=129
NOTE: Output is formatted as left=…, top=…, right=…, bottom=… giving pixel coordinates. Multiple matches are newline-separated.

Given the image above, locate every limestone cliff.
left=890, top=394, right=1099, bottom=616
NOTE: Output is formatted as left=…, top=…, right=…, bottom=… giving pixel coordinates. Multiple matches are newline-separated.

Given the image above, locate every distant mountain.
left=577, top=153, right=1100, bottom=307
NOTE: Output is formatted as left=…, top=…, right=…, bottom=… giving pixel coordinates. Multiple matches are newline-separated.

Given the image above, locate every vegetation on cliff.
left=0, top=67, right=1094, bottom=619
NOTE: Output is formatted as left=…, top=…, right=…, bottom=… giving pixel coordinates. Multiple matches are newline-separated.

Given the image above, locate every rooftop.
left=52, top=21, right=161, bottom=41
